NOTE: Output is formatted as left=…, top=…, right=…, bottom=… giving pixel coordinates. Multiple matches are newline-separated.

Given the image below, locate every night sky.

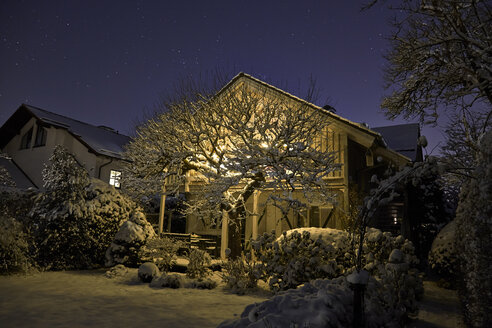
left=0, top=0, right=444, bottom=153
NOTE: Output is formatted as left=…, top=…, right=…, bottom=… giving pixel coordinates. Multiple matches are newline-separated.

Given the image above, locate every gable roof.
left=0, top=104, right=131, bottom=159
left=221, top=73, right=411, bottom=163
left=0, top=155, right=37, bottom=189
left=222, top=73, right=382, bottom=138
left=372, top=123, right=422, bottom=161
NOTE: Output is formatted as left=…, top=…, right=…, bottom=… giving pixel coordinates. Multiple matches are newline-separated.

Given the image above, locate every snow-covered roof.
left=371, top=123, right=422, bottom=161
left=0, top=155, right=37, bottom=189
left=223, top=73, right=382, bottom=138
left=0, top=104, right=131, bottom=159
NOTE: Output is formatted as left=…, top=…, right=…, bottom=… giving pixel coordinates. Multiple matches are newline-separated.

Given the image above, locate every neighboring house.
left=0, top=154, right=36, bottom=189
left=158, top=73, right=422, bottom=257
left=0, top=104, right=131, bottom=189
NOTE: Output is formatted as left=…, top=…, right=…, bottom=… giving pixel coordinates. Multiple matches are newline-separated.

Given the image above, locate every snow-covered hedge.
left=428, top=220, right=458, bottom=282
left=455, top=130, right=492, bottom=328
left=252, top=228, right=349, bottom=291
left=251, top=227, right=419, bottom=293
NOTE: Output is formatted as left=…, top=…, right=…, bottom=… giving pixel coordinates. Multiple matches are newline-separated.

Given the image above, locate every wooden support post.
left=158, top=184, right=167, bottom=235
left=251, top=190, right=260, bottom=259
left=158, top=194, right=166, bottom=235
left=252, top=190, right=260, bottom=241
left=220, top=210, right=229, bottom=260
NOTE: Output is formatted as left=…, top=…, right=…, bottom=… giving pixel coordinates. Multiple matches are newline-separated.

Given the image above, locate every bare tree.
left=124, top=75, right=340, bottom=258
left=381, top=0, right=491, bottom=124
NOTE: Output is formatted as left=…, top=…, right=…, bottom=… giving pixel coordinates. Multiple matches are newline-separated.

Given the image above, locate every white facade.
left=1, top=110, right=127, bottom=189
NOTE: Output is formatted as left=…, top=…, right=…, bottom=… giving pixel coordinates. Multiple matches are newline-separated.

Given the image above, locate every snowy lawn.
left=0, top=269, right=465, bottom=328
left=0, top=269, right=269, bottom=328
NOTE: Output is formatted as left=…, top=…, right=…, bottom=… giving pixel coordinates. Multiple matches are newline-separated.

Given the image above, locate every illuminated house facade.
left=0, top=104, right=130, bottom=189
left=157, top=73, right=418, bottom=258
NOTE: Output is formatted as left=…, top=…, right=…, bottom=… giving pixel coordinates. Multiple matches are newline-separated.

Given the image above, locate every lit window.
left=34, top=125, right=47, bottom=147
left=20, top=127, right=33, bottom=149
left=109, top=170, right=121, bottom=188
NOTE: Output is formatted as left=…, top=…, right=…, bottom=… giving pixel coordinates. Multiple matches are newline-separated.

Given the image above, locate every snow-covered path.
left=0, top=269, right=268, bottom=328
left=407, top=280, right=465, bottom=328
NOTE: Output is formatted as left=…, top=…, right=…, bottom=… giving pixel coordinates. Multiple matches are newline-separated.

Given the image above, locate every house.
left=157, top=73, right=421, bottom=258
left=0, top=104, right=131, bottom=189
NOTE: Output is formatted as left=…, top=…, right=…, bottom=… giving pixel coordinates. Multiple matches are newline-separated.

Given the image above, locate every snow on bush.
left=135, top=236, right=184, bottom=272
left=455, top=130, right=492, bottom=328
left=219, top=274, right=416, bottom=328
left=105, top=211, right=156, bottom=267
left=104, top=264, right=129, bottom=278
left=186, top=248, right=212, bottom=279
left=252, top=229, right=345, bottom=291
left=221, top=227, right=423, bottom=325
left=220, top=253, right=261, bottom=294
left=251, top=227, right=419, bottom=293
left=138, top=262, right=160, bottom=283
left=149, top=272, right=217, bottom=289
left=428, top=219, right=458, bottom=281
left=30, top=146, right=143, bottom=270
left=0, top=216, right=33, bottom=274
left=0, top=187, right=37, bottom=274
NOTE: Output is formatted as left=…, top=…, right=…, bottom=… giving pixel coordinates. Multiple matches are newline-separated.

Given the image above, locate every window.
left=109, top=170, right=121, bottom=188
left=20, top=127, right=33, bottom=149
left=34, top=125, right=47, bottom=147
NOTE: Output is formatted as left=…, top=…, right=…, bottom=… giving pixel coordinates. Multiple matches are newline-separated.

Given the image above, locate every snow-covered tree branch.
left=381, top=0, right=491, bottom=125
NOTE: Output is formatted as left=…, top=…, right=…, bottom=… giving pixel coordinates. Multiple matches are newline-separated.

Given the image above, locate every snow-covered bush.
left=136, top=236, right=181, bottom=272
left=104, top=264, right=128, bottom=278
left=150, top=273, right=184, bottom=288
left=246, top=226, right=422, bottom=322
left=250, top=227, right=420, bottom=294
left=428, top=219, right=459, bottom=284
left=186, top=248, right=212, bottom=279
left=0, top=187, right=37, bottom=274
left=138, top=262, right=160, bottom=283
left=149, top=272, right=217, bottom=289
left=105, top=211, right=156, bottom=267
left=219, top=274, right=416, bottom=328
left=0, top=216, right=33, bottom=274
left=220, top=253, right=260, bottom=294
left=252, top=229, right=347, bottom=291
left=361, top=228, right=419, bottom=275
left=455, top=130, right=492, bottom=328
left=31, top=146, right=142, bottom=270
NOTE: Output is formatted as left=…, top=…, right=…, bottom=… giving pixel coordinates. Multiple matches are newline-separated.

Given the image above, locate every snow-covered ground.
left=0, top=269, right=269, bottom=328
left=0, top=270, right=464, bottom=328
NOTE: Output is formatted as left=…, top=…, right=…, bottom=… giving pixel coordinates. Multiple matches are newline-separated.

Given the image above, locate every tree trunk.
left=227, top=213, right=243, bottom=259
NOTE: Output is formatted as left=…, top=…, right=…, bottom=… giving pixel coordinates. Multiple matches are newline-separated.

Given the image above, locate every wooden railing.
left=160, top=232, right=221, bottom=258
